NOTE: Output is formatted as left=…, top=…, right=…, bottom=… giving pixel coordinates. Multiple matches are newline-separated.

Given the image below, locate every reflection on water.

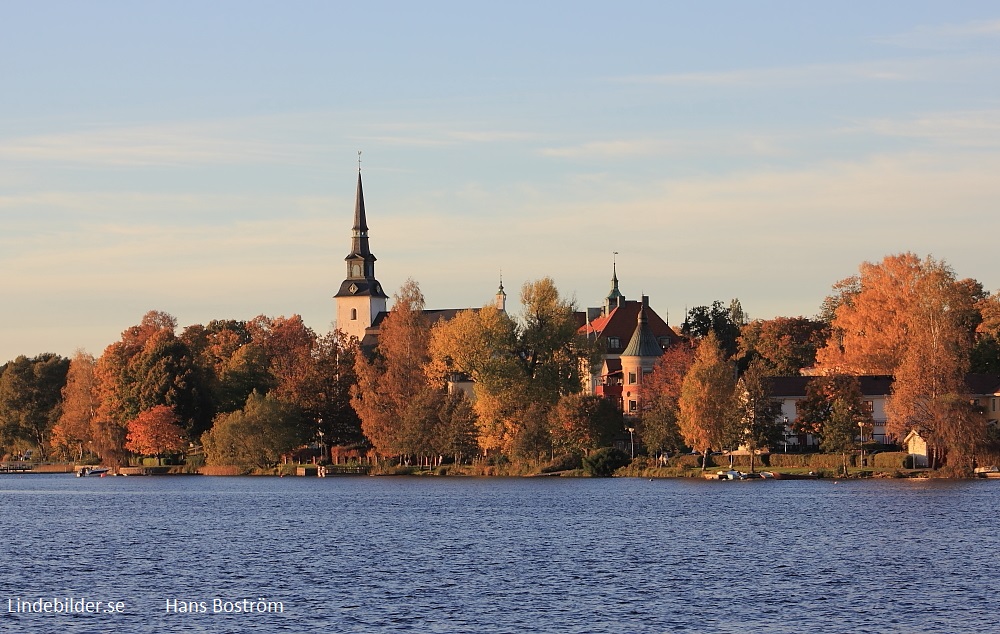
left=0, top=475, right=997, bottom=633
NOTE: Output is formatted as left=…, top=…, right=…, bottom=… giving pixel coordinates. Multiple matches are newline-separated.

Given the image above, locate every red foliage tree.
left=125, top=405, right=188, bottom=458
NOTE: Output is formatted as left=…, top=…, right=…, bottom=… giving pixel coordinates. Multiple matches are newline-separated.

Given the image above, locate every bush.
left=872, top=452, right=909, bottom=469
left=582, top=447, right=632, bottom=477
left=541, top=452, right=582, bottom=473
left=667, top=454, right=706, bottom=469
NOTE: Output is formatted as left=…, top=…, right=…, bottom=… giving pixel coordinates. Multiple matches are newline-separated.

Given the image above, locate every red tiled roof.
left=579, top=300, right=677, bottom=354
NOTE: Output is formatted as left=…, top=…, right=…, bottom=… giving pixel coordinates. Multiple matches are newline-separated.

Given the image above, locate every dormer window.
left=607, top=337, right=620, bottom=349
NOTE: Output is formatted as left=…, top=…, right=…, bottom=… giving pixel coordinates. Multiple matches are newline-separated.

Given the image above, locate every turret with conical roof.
left=621, top=302, right=665, bottom=359
left=619, top=297, right=664, bottom=415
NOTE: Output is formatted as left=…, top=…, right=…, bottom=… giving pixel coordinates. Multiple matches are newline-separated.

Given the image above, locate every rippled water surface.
left=1, top=474, right=998, bottom=633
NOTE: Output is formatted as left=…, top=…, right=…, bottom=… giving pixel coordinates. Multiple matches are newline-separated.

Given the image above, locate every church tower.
left=335, top=168, right=388, bottom=341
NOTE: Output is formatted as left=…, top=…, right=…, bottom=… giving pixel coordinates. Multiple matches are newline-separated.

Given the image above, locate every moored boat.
left=76, top=466, right=110, bottom=477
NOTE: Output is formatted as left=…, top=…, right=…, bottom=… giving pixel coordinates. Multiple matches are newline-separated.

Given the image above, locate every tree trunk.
left=702, top=449, right=709, bottom=471
left=749, top=450, right=755, bottom=474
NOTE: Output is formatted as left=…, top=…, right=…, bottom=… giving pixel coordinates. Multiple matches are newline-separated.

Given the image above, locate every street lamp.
left=782, top=416, right=790, bottom=453
left=858, top=420, right=865, bottom=468
left=625, top=426, right=635, bottom=459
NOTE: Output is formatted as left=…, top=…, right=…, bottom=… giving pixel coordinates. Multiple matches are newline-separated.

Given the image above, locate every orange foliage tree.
left=352, top=279, right=433, bottom=458
left=50, top=350, right=98, bottom=460
left=125, top=405, right=188, bottom=459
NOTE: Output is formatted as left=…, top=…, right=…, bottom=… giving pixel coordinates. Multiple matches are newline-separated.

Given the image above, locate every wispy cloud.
left=352, top=125, right=536, bottom=148
left=539, top=134, right=789, bottom=161
left=616, top=56, right=994, bottom=87
left=0, top=124, right=316, bottom=167
left=877, top=19, right=1000, bottom=49
left=851, top=109, right=1000, bottom=148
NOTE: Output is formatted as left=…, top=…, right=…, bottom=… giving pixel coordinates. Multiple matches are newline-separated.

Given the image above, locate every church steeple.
left=605, top=253, right=625, bottom=315
left=351, top=170, right=371, bottom=257
left=335, top=161, right=388, bottom=341
left=495, top=271, right=507, bottom=312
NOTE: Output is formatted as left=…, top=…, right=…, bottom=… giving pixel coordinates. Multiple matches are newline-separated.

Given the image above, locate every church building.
left=333, top=168, right=506, bottom=352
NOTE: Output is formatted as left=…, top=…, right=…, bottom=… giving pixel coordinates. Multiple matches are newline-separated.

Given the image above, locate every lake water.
left=0, top=474, right=997, bottom=633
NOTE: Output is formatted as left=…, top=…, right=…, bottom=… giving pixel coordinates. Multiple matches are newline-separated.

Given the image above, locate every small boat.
left=76, top=466, right=110, bottom=477
left=974, top=466, right=1000, bottom=478
left=770, top=471, right=818, bottom=480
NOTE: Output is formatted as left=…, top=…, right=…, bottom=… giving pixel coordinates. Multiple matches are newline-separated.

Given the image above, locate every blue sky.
left=3, top=1, right=1000, bottom=362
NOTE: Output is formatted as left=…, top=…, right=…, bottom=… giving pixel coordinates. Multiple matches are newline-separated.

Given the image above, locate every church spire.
left=351, top=168, right=371, bottom=257
left=605, top=252, right=625, bottom=315
left=495, top=270, right=507, bottom=312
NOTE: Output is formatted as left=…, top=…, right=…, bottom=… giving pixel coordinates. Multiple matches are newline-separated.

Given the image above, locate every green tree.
left=434, top=391, right=480, bottom=464
left=737, top=317, right=829, bottom=375
left=0, top=353, right=70, bottom=459
left=794, top=375, right=872, bottom=458
left=202, top=392, right=307, bottom=471
left=735, top=359, right=783, bottom=472
left=682, top=299, right=746, bottom=359
left=548, top=394, right=623, bottom=455
left=677, top=333, right=738, bottom=469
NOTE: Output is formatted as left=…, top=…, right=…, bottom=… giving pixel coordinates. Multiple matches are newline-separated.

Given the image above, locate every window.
left=628, top=400, right=637, bottom=412
left=864, top=401, right=874, bottom=413
left=658, top=337, right=670, bottom=349
left=628, top=372, right=637, bottom=385
left=607, top=337, right=620, bottom=349
left=350, top=308, right=358, bottom=320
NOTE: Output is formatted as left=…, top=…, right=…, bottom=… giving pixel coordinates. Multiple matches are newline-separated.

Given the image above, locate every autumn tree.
left=94, top=311, right=209, bottom=452
left=677, top=332, right=738, bottom=469
left=352, top=279, right=433, bottom=458
left=125, top=405, right=188, bottom=463
left=637, top=344, right=695, bottom=457
left=202, top=391, right=307, bottom=471
left=50, top=350, right=98, bottom=461
left=734, top=359, right=783, bottom=472
left=815, top=254, right=980, bottom=375
left=0, top=353, right=70, bottom=459
left=428, top=277, right=599, bottom=456
left=737, top=317, right=829, bottom=375
left=548, top=394, right=623, bottom=455
left=886, top=265, right=986, bottom=470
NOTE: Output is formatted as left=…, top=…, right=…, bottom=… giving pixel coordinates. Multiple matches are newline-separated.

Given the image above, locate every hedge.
left=872, top=451, right=909, bottom=469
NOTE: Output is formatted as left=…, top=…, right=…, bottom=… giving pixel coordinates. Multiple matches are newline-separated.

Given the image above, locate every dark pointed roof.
left=606, top=263, right=624, bottom=302
left=350, top=171, right=372, bottom=257
left=621, top=305, right=664, bottom=358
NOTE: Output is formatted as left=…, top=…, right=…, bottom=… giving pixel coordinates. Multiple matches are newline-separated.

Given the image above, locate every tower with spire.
left=605, top=254, right=625, bottom=315
left=335, top=164, right=388, bottom=342
left=495, top=271, right=507, bottom=312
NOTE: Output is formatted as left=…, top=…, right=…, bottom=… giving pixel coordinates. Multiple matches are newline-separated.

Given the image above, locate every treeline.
left=3, top=252, right=1000, bottom=473
left=0, top=312, right=361, bottom=469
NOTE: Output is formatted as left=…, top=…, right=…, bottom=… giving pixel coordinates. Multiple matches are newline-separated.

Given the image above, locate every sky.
left=3, top=1, right=1000, bottom=363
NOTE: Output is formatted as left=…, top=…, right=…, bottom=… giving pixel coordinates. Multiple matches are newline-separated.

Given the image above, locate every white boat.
left=76, top=466, right=110, bottom=477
